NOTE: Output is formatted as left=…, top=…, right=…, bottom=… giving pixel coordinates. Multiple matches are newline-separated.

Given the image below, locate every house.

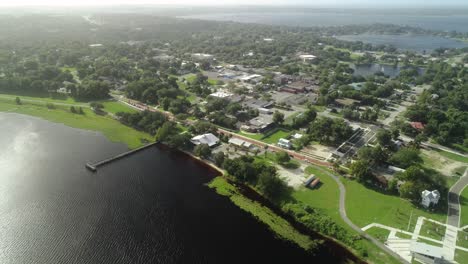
left=210, top=91, right=233, bottom=99
left=299, top=54, right=317, bottom=63
left=292, top=133, right=303, bottom=139
left=258, top=108, right=273, bottom=115
left=56, top=87, right=71, bottom=94
left=278, top=138, right=292, bottom=149
left=228, top=138, right=252, bottom=149
left=191, top=53, right=215, bottom=61
left=191, top=133, right=220, bottom=147
left=410, top=122, right=425, bottom=131
left=247, top=115, right=274, bottom=133
left=421, top=190, right=440, bottom=208
left=240, top=74, right=262, bottom=84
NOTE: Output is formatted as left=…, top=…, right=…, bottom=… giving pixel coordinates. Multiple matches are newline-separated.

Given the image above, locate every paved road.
left=447, top=168, right=468, bottom=227
left=314, top=167, right=410, bottom=264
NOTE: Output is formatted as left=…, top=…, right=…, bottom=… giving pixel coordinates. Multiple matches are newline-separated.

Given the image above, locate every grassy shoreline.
left=0, top=97, right=152, bottom=149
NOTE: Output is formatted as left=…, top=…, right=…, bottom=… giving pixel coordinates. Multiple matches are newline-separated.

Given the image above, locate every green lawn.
left=0, top=99, right=152, bottom=149
left=455, top=250, right=468, bottom=264
left=293, top=166, right=342, bottom=225
left=101, top=101, right=137, bottom=114
left=419, top=221, right=446, bottom=241
left=238, top=131, right=265, bottom=141
left=460, top=187, right=468, bottom=227
left=262, top=129, right=292, bottom=144
left=453, top=144, right=468, bottom=154
left=342, top=178, right=446, bottom=230
left=416, top=238, right=443, bottom=247
left=366, top=227, right=390, bottom=243
left=457, top=230, right=468, bottom=249
left=435, top=149, right=468, bottom=163
left=395, top=232, right=412, bottom=239
left=0, top=93, right=83, bottom=105
left=292, top=166, right=401, bottom=264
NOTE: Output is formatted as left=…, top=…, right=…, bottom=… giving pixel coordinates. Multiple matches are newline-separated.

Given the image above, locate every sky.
left=0, top=0, right=466, bottom=7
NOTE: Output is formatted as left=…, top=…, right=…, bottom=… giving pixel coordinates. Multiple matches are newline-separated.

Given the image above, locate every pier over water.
left=85, top=142, right=159, bottom=172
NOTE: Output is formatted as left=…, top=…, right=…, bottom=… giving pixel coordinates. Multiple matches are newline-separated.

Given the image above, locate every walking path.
left=447, top=168, right=468, bottom=227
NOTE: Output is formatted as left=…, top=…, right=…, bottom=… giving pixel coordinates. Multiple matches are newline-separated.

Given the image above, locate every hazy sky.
left=0, top=0, right=466, bottom=7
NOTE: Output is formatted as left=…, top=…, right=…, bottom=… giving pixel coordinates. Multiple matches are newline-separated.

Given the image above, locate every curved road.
left=315, top=167, right=410, bottom=264
left=447, top=168, right=468, bottom=227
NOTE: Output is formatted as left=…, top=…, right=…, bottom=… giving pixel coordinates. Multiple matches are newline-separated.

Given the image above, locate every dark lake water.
left=181, top=11, right=468, bottom=32
left=0, top=113, right=353, bottom=264
left=351, top=63, right=425, bottom=78
left=336, top=34, right=468, bottom=53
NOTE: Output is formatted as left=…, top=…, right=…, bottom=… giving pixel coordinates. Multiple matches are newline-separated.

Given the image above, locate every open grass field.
left=435, top=149, right=468, bottom=163
left=455, top=250, right=468, bottom=264
left=0, top=93, right=84, bottom=105
left=262, top=129, right=291, bottom=144
left=460, top=187, right=468, bottom=227
left=293, top=166, right=342, bottom=225
left=365, top=227, right=390, bottom=243
left=238, top=131, right=264, bottom=141
left=457, top=230, right=468, bottom=249
left=101, top=100, right=138, bottom=114
left=342, top=178, right=446, bottom=230
left=0, top=99, right=152, bottom=149
left=419, top=221, right=446, bottom=241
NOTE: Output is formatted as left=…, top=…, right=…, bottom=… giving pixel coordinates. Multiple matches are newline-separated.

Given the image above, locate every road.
left=447, top=168, right=468, bottom=227
left=315, top=167, right=411, bottom=264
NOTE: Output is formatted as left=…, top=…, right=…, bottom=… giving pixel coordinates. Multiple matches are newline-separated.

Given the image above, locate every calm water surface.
left=0, top=113, right=352, bottom=263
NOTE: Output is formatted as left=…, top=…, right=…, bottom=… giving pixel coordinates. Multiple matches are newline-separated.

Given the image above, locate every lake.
left=181, top=11, right=468, bottom=32
left=351, top=63, right=425, bottom=78
left=0, top=113, right=354, bottom=263
left=336, top=34, right=468, bottom=53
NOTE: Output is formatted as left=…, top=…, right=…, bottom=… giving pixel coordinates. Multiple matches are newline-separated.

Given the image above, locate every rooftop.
left=191, top=133, right=220, bottom=147
left=410, top=242, right=444, bottom=259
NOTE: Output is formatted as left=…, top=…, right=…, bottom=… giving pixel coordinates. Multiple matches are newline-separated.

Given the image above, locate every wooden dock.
left=85, top=142, right=159, bottom=172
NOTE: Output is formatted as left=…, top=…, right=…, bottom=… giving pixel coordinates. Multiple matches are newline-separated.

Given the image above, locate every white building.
left=191, top=133, right=220, bottom=147
left=278, top=138, right=292, bottom=149
left=210, top=91, right=233, bottom=99
left=421, top=190, right=440, bottom=208
left=191, top=53, right=214, bottom=61
left=228, top=138, right=252, bottom=149
left=299, top=54, right=317, bottom=62
left=56, top=87, right=71, bottom=94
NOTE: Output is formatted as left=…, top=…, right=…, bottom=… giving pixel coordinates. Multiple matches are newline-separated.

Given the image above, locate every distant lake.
left=351, top=63, right=425, bottom=78
left=336, top=34, right=468, bottom=53
left=0, top=113, right=356, bottom=263
left=180, top=11, right=468, bottom=32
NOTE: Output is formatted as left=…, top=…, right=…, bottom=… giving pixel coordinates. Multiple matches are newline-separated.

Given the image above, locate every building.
left=410, top=122, right=426, bottom=131
left=246, top=115, right=274, bottom=133
left=410, top=242, right=444, bottom=264
left=278, top=138, right=292, bottom=149
left=240, top=74, right=262, bottom=84
left=228, top=138, right=253, bottom=149
left=191, top=133, right=220, bottom=147
left=299, top=54, right=317, bottom=63
left=191, top=53, right=215, bottom=61
left=210, top=91, right=233, bottom=99
left=421, top=190, right=440, bottom=208
left=56, top=87, right=71, bottom=94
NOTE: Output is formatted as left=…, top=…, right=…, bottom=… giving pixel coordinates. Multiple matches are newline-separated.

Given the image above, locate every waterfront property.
left=191, top=133, right=220, bottom=147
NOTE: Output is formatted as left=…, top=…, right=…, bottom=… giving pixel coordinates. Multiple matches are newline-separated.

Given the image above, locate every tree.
left=390, top=148, right=423, bottom=169
left=350, top=160, right=372, bottom=183
left=70, top=106, right=76, bottom=113
left=213, top=152, right=226, bottom=167
left=391, top=128, right=400, bottom=140
left=273, top=110, right=284, bottom=125
left=376, top=129, right=392, bottom=147
left=78, top=107, right=84, bottom=115
left=275, top=151, right=290, bottom=164
left=155, top=121, right=175, bottom=142
left=257, top=170, right=290, bottom=202
left=194, top=144, right=211, bottom=159
left=15, top=97, right=21, bottom=105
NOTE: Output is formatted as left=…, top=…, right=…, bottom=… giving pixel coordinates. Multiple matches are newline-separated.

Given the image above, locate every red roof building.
left=410, top=122, right=425, bottom=130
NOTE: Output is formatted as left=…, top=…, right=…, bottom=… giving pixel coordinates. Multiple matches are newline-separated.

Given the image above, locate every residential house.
left=421, top=190, right=440, bottom=208
left=191, top=133, right=220, bottom=147
left=278, top=138, right=292, bottom=149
